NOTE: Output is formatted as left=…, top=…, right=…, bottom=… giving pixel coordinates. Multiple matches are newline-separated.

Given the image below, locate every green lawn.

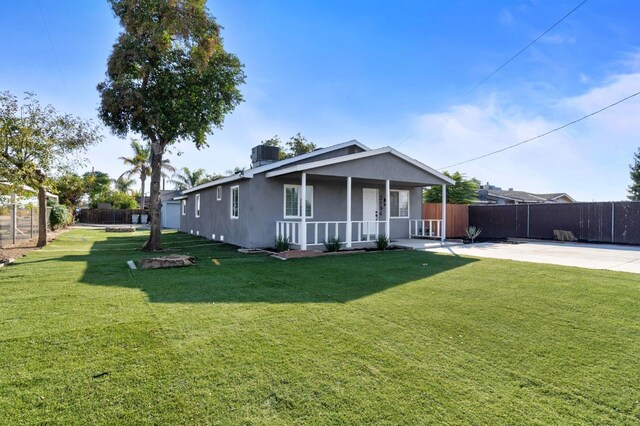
left=1, top=228, right=639, bottom=424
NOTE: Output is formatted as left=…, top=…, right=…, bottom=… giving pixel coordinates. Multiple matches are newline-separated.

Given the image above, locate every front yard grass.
left=1, top=228, right=639, bottom=424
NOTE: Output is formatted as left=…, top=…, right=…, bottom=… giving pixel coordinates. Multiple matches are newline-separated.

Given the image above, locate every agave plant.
left=465, top=225, right=482, bottom=243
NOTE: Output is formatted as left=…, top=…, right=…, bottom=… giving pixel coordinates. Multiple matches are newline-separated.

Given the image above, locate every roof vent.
left=251, top=145, right=281, bottom=168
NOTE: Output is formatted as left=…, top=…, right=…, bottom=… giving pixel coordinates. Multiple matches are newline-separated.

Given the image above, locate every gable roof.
left=182, top=139, right=368, bottom=194
left=265, top=147, right=455, bottom=185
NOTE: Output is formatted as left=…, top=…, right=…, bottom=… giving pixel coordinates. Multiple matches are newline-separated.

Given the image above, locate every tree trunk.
left=139, top=175, right=146, bottom=224
left=140, top=175, right=146, bottom=211
left=143, top=142, right=164, bottom=251
left=37, top=185, right=47, bottom=247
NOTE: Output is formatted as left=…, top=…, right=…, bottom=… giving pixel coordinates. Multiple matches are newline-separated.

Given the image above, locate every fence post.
left=527, top=204, right=530, bottom=238
left=611, top=202, right=615, bottom=243
left=12, top=204, right=17, bottom=245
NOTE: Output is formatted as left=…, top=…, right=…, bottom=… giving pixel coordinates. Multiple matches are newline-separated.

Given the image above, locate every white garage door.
left=162, top=202, right=181, bottom=229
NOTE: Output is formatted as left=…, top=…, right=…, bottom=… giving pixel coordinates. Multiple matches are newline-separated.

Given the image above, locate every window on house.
left=390, top=190, right=409, bottom=218
left=230, top=186, right=239, bottom=219
left=195, top=194, right=201, bottom=217
left=216, top=186, right=222, bottom=201
left=284, top=185, right=313, bottom=218
left=181, top=199, right=186, bottom=216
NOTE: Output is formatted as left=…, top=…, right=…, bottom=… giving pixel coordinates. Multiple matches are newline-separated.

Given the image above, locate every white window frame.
left=195, top=194, right=201, bottom=218
left=216, top=186, right=222, bottom=201
left=181, top=199, right=186, bottom=216
left=390, top=189, right=410, bottom=218
left=283, top=184, right=313, bottom=219
left=230, top=185, right=239, bottom=219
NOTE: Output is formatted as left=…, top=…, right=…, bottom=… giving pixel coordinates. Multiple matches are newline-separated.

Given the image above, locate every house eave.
left=265, top=147, right=455, bottom=185
left=181, top=139, right=370, bottom=194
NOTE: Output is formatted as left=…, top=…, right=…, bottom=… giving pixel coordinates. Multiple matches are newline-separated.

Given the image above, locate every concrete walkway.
left=392, top=239, right=640, bottom=274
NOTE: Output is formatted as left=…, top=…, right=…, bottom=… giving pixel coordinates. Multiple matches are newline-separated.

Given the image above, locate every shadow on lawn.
left=42, top=232, right=479, bottom=304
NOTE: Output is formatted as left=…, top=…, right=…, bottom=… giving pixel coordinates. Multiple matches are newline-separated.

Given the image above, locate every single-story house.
left=177, top=140, right=454, bottom=249
left=475, top=183, right=576, bottom=205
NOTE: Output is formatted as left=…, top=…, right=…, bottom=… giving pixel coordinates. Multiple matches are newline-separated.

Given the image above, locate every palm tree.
left=171, top=167, right=219, bottom=190
left=119, top=140, right=151, bottom=209
left=114, top=176, right=136, bottom=194
left=119, top=140, right=176, bottom=210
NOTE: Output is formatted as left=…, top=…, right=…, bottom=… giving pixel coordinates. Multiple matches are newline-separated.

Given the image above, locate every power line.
left=36, top=0, right=69, bottom=97
left=439, top=90, right=640, bottom=170
left=464, top=0, right=588, bottom=96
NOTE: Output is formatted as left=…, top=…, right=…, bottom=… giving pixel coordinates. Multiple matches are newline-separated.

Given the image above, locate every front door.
left=362, top=188, right=378, bottom=238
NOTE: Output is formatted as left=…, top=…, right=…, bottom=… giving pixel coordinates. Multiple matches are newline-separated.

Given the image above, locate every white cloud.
left=406, top=67, right=640, bottom=201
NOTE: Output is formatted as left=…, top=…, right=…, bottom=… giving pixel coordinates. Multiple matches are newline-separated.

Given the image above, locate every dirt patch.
left=0, top=228, right=68, bottom=262
left=138, top=255, right=197, bottom=269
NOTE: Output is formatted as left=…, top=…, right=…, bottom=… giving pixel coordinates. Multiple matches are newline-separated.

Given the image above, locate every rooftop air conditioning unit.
left=251, top=145, right=281, bottom=167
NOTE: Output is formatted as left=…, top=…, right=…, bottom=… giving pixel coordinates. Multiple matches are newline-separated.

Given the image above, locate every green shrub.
left=49, top=204, right=71, bottom=230
left=274, top=234, right=290, bottom=252
left=323, top=236, right=342, bottom=252
left=375, top=234, right=390, bottom=251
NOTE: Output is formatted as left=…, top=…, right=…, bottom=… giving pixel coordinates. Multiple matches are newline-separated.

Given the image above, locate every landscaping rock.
left=138, top=255, right=196, bottom=269
left=105, top=226, right=137, bottom=233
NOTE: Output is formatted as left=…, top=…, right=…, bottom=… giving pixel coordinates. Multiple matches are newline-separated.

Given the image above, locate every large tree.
left=261, top=133, right=316, bottom=160
left=423, top=171, right=480, bottom=204
left=98, top=0, right=245, bottom=250
left=628, top=147, right=640, bottom=201
left=0, top=91, right=101, bottom=245
left=52, top=173, right=86, bottom=213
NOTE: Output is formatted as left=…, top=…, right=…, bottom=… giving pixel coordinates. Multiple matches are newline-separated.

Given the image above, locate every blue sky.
left=1, top=1, right=639, bottom=201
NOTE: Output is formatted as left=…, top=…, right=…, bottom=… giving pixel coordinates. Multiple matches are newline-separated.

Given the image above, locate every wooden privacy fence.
left=468, top=202, right=640, bottom=245
left=422, top=203, right=469, bottom=238
left=79, top=209, right=147, bottom=225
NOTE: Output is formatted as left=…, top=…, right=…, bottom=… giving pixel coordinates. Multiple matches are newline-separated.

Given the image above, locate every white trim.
left=389, top=189, right=410, bottom=218
left=230, top=185, right=239, bottom=219
left=181, top=199, right=186, bottom=216
left=346, top=177, right=352, bottom=248
left=441, top=185, right=447, bottom=242
left=173, top=195, right=188, bottom=201
left=300, top=173, right=307, bottom=250
left=182, top=140, right=369, bottom=194
left=195, top=194, right=200, bottom=218
left=385, top=180, right=391, bottom=238
left=265, top=147, right=455, bottom=185
left=216, top=186, right=222, bottom=201
left=283, top=184, right=314, bottom=219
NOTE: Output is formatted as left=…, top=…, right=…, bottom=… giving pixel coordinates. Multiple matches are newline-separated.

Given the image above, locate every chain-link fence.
left=0, top=205, right=51, bottom=248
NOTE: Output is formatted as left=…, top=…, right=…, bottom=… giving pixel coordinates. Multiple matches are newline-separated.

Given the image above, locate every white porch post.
left=301, top=172, right=307, bottom=250
left=385, top=179, right=391, bottom=239
left=441, top=184, right=447, bottom=242
left=346, top=176, right=352, bottom=248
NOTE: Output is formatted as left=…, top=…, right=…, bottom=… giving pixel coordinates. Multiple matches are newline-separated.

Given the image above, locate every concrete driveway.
left=393, top=239, right=640, bottom=274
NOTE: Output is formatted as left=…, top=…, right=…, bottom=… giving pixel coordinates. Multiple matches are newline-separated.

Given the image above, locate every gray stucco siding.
left=179, top=174, right=423, bottom=248
left=303, top=153, right=446, bottom=185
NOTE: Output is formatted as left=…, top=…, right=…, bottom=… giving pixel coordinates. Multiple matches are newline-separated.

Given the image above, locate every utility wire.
left=464, top=0, right=588, bottom=96
left=439, top=90, right=640, bottom=170
left=36, top=0, right=69, bottom=97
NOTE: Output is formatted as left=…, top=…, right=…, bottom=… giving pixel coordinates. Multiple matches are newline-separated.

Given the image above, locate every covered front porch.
left=267, top=148, right=454, bottom=249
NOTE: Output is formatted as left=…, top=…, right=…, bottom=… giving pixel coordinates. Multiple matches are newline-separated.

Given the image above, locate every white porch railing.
left=409, top=219, right=442, bottom=239
left=276, top=220, right=388, bottom=246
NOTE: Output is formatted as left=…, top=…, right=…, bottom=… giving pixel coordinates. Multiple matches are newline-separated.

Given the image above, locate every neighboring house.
left=160, top=190, right=181, bottom=229
left=177, top=140, right=454, bottom=249
left=475, top=183, right=576, bottom=205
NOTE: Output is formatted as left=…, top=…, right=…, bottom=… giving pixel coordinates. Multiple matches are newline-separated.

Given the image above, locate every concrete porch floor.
left=392, top=239, right=640, bottom=274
